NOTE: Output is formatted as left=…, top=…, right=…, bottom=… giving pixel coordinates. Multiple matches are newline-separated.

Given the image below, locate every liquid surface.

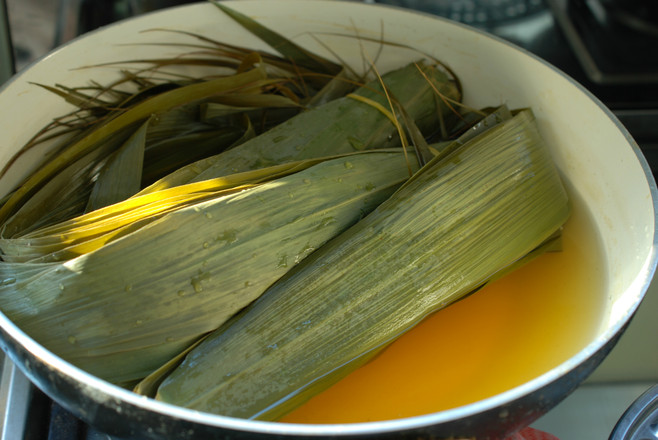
left=281, top=200, right=605, bottom=424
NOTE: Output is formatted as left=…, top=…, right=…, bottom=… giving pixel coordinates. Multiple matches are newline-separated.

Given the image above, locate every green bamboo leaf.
left=142, top=128, right=244, bottom=186
left=133, top=334, right=211, bottom=398
left=0, top=150, right=403, bottom=263
left=213, top=3, right=342, bottom=75
left=85, top=119, right=149, bottom=212
left=0, top=132, right=129, bottom=238
left=185, top=61, right=459, bottom=183
left=140, top=116, right=256, bottom=192
left=399, top=105, right=514, bottom=192
left=208, top=92, right=302, bottom=109
left=129, top=29, right=337, bottom=89
left=87, top=57, right=245, bottom=70
left=306, top=68, right=358, bottom=108
left=144, top=104, right=204, bottom=144
left=0, top=67, right=269, bottom=225
left=32, top=83, right=112, bottom=110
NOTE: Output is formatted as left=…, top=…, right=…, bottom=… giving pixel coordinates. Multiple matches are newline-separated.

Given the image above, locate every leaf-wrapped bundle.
left=154, top=109, right=571, bottom=421
left=0, top=150, right=416, bottom=384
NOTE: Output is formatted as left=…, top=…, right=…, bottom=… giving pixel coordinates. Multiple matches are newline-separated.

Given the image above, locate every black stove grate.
left=0, top=359, right=117, bottom=440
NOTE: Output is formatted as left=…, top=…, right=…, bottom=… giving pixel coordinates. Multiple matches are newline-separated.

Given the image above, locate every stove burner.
left=547, top=0, right=658, bottom=85
left=375, top=0, right=547, bottom=27
left=599, top=0, right=658, bottom=37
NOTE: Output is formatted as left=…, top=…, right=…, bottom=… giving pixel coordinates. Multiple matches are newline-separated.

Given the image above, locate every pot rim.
left=0, top=1, right=656, bottom=436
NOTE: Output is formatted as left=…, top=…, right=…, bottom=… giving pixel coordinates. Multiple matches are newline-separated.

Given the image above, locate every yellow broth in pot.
left=282, top=195, right=605, bottom=424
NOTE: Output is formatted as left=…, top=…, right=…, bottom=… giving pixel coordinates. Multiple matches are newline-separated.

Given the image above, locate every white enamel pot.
left=0, top=1, right=655, bottom=439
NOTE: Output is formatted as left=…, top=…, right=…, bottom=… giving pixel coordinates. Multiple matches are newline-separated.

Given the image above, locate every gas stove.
left=1, top=1, right=657, bottom=439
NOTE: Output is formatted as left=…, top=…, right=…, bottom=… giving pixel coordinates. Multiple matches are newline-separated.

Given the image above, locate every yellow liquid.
left=281, top=199, right=605, bottom=424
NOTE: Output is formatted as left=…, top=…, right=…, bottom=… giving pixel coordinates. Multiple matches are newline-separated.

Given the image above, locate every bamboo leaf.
left=185, top=61, right=460, bottom=183
left=1, top=150, right=407, bottom=263
left=306, top=68, right=357, bottom=107
left=213, top=3, right=342, bottom=75
left=85, top=119, right=149, bottom=212
left=0, top=67, right=269, bottom=224
left=142, top=128, right=244, bottom=186
left=0, top=133, right=128, bottom=238
left=32, top=83, right=112, bottom=110
left=134, top=334, right=211, bottom=398
left=208, top=92, right=302, bottom=109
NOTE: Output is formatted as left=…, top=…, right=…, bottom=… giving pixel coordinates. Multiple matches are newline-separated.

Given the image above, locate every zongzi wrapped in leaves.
left=154, top=109, right=571, bottom=421
left=0, top=150, right=417, bottom=384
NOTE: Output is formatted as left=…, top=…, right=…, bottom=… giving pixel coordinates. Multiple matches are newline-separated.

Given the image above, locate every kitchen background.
left=0, top=1, right=656, bottom=439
